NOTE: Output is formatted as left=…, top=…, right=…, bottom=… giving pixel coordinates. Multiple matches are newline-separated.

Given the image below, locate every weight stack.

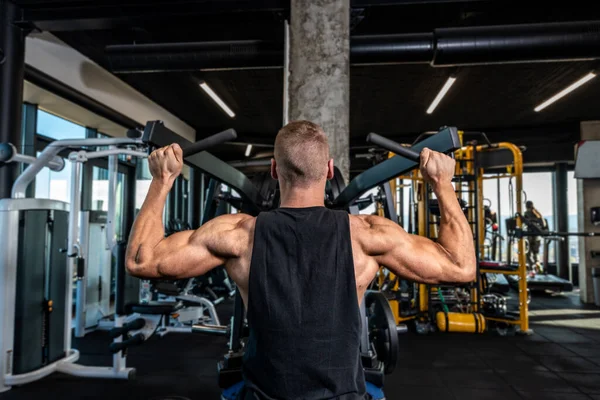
left=0, top=199, right=69, bottom=375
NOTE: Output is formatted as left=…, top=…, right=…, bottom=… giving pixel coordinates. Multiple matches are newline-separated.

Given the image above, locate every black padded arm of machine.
left=332, top=127, right=461, bottom=209
left=142, top=121, right=265, bottom=214
left=108, top=333, right=146, bottom=354
left=109, top=318, right=146, bottom=339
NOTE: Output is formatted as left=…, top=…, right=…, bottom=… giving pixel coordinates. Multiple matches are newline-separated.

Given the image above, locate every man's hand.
left=148, top=143, right=183, bottom=184
left=420, top=147, right=456, bottom=188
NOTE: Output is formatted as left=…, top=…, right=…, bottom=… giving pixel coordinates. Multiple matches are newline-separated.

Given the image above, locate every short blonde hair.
left=274, top=120, right=330, bottom=186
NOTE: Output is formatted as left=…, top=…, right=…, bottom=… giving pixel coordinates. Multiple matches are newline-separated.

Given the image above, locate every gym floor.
left=3, top=291, right=600, bottom=400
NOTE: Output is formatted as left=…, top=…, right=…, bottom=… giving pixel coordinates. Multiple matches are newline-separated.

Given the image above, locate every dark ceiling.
left=12, top=0, right=600, bottom=173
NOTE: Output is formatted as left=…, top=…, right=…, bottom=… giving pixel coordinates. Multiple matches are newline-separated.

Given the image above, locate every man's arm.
left=124, top=143, right=251, bottom=279
left=355, top=148, right=476, bottom=284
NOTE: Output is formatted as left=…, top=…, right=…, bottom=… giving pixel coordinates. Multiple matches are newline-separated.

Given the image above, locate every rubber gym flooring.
left=3, top=290, right=600, bottom=400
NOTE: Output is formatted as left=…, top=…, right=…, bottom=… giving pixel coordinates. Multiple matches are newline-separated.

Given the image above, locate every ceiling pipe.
left=105, top=20, right=600, bottom=73
left=106, top=40, right=283, bottom=73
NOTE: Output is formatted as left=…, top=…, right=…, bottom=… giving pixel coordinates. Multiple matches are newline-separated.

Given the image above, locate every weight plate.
left=365, top=290, right=399, bottom=374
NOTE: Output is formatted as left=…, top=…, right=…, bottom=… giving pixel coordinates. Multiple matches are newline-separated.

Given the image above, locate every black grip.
left=109, top=318, right=146, bottom=339
left=76, top=257, right=85, bottom=279
left=182, top=129, right=237, bottom=157
left=109, top=333, right=146, bottom=353
left=367, top=133, right=420, bottom=162
left=0, top=143, right=14, bottom=162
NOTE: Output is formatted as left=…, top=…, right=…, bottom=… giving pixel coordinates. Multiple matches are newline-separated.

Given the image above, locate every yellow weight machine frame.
left=375, top=131, right=531, bottom=335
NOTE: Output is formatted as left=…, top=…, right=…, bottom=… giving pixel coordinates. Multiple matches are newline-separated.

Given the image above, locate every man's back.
left=238, top=207, right=366, bottom=399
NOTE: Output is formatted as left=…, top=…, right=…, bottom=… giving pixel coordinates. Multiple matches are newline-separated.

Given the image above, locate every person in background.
left=524, top=200, right=548, bottom=272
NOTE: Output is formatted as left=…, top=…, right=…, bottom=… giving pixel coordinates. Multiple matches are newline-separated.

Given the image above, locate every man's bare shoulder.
left=349, top=214, right=394, bottom=233
left=198, top=213, right=255, bottom=242
left=206, top=213, right=255, bottom=228
left=200, top=214, right=255, bottom=259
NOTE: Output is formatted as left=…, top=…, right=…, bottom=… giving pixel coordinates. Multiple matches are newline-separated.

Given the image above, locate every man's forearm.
left=125, top=179, right=172, bottom=275
left=434, top=182, right=476, bottom=273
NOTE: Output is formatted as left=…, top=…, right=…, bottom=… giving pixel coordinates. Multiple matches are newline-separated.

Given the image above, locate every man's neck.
left=279, top=184, right=326, bottom=208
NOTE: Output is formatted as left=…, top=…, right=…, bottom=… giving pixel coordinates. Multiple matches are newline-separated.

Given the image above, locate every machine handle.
left=182, top=129, right=237, bottom=157
left=109, top=333, right=145, bottom=353
left=0, top=142, right=65, bottom=171
left=367, top=133, right=420, bottom=162
left=109, top=318, right=146, bottom=339
left=192, top=324, right=229, bottom=336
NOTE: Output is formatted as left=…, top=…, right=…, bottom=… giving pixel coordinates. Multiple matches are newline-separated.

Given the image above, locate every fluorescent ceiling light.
left=534, top=72, right=597, bottom=112
left=199, top=81, right=235, bottom=118
left=245, top=144, right=253, bottom=157
left=427, top=76, right=457, bottom=114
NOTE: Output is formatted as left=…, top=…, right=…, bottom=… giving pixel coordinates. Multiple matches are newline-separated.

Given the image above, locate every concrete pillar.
left=577, top=121, right=600, bottom=304
left=288, top=0, right=350, bottom=183
left=0, top=1, right=26, bottom=199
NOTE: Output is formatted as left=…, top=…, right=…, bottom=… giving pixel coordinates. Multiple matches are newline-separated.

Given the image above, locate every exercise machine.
left=506, top=217, right=597, bottom=293
left=0, top=135, right=147, bottom=392
left=0, top=125, right=233, bottom=392
left=366, top=132, right=533, bottom=335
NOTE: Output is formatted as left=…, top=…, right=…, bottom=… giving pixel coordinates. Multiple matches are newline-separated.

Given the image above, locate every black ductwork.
left=433, top=21, right=600, bottom=66
left=106, top=40, right=284, bottom=73
left=106, top=20, right=600, bottom=73
left=351, top=33, right=434, bottom=65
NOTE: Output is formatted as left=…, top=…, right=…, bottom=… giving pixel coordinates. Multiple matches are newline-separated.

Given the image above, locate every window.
left=91, top=166, right=126, bottom=241
left=523, top=172, right=555, bottom=263
left=37, top=109, right=86, bottom=140
left=34, top=151, right=73, bottom=203
left=135, top=158, right=153, bottom=211
left=33, top=110, right=86, bottom=202
left=482, top=176, right=512, bottom=262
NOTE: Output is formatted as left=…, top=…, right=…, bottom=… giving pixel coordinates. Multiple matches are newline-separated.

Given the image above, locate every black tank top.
left=242, top=206, right=366, bottom=399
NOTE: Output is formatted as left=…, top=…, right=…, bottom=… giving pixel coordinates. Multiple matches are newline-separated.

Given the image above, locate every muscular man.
left=126, top=121, right=476, bottom=400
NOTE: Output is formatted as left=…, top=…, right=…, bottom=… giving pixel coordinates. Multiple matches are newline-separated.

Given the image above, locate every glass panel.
left=567, top=170, right=579, bottom=264
left=523, top=172, right=554, bottom=265
left=34, top=151, right=72, bottom=202
left=37, top=109, right=86, bottom=140
left=482, top=175, right=514, bottom=263
left=91, top=166, right=126, bottom=241
left=135, top=158, right=153, bottom=212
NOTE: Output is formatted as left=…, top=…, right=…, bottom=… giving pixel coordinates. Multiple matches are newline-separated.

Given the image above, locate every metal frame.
left=0, top=138, right=148, bottom=392
left=378, top=136, right=531, bottom=334
left=477, top=143, right=531, bottom=334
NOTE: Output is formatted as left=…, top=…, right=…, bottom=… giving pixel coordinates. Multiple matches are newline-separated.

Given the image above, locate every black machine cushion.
left=131, top=302, right=181, bottom=315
